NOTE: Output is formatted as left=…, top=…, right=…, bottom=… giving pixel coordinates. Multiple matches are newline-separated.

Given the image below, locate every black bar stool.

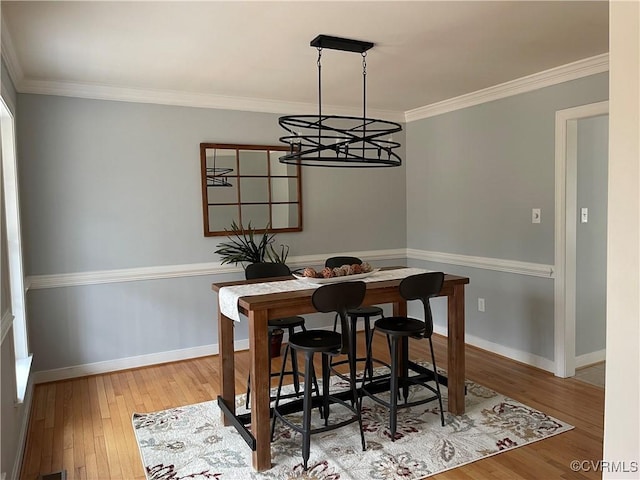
left=244, top=262, right=313, bottom=408
left=271, top=281, right=367, bottom=471
left=360, top=271, right=446, bottom=440
left=325, top=256, right=384, bottom=380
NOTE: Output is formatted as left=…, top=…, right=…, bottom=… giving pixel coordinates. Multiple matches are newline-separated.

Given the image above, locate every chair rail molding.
left=406, top=249, right=554, bottom=278
left=26, top=248, right=553, bottom=290
left=26, top=249, right=408, bottom=290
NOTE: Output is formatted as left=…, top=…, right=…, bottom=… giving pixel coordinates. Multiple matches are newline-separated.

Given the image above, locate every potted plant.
left=270, top=328, right=284, bottom=358
left=215, top=222, right=289, bottom=358
left=214, top=221, right=289, bottom=266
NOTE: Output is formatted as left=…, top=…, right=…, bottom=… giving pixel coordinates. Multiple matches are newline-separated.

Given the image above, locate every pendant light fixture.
left=279, top=35, right=402, bottom=167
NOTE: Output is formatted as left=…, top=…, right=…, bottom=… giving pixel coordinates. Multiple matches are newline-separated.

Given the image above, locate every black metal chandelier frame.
left=279, top=35, right=402, bottom=168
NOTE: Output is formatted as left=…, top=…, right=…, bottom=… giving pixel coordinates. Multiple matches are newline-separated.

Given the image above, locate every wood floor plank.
left=93, top=435, right=111, bottom=480
left=94, top=375, right=111, bottom=420
left=50, top=382, right=65, bottom=474
left=100, top=416, right=123, bottom=480
left=114, top=394, right=138, bottom=480
left=72, top=379, right=87, bottom=480
left=20, top=334, right=604, bottom=480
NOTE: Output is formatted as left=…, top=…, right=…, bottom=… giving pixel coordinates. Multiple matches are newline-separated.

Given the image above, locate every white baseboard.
left=433, top=325, right=555, bottom=373
left=31, top=323, right=555, bottom=384
left=12, top=379, right=34, bottom=480
left=32, top=340, right=248, bottom=384
left=575, top=349, right=606, bottom=368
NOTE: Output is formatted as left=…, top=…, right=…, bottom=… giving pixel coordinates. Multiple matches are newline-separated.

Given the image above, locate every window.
left=1, top=97, right=31, bottom=403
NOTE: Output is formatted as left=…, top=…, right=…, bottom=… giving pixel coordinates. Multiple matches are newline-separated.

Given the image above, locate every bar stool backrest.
left=245, top=262, right=291, bottom=280
left=325, top=256, right=362, bottom=268
left=399, top=272, right=444, bottom=337
left=312, top=281, right=366, bottom=354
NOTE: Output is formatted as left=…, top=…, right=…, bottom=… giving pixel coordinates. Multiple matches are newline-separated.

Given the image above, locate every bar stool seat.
left=361, top=272, right=446, bottom=441
left=374, top=317, right=425, bottom=336
left=286, top=330, right=342, bottom=353
left=271, top=281, right=367, bottom=471
left=268, top=316, right=305, bottom=330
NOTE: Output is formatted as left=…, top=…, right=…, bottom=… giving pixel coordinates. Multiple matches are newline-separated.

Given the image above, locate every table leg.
left=218, top=309, right=236, bottom=426
left=447, top=283, right=466, bottom=415
left=249, top=309, right=271, bottom=471
left=393, top=299, right=407, bottom=317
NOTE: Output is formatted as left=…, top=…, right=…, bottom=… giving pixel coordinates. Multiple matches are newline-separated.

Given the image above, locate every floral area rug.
left=133, top=365, right=573, bottom=480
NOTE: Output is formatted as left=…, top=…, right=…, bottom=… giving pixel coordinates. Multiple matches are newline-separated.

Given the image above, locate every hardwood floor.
left=574, top=362, right=606, bottom=389
left=19, top=333, right=604, bottom=480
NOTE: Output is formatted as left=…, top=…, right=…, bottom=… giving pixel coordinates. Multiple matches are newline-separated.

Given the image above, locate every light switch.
left=478, top=298, right=485, bottom=312
left=532, top=208, right=541, bottom=224
left=581, top=207, right=588, bottom=223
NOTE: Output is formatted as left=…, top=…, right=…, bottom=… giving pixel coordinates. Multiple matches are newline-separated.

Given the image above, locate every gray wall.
left=407, top=72, right=608, bottom=362
left=17, top=94, right=407, bottom=371
left=576, top=114, right=608, bottom=357
left=14, top=71, right=609, bottom=373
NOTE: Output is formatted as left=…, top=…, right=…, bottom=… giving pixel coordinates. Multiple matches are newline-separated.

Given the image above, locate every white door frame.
left=554, top=100, right=609, bottom=378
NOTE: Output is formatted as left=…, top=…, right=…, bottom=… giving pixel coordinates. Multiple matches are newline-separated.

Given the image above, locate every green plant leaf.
left=214, top=221, right=289, bottom=266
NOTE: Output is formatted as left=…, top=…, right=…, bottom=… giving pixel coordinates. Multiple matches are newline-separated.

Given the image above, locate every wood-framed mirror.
left=200, top=143, right=303, bottom=236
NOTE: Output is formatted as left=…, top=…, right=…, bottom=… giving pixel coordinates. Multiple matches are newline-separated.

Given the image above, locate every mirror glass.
left=200, top=143, right=302, bottom=236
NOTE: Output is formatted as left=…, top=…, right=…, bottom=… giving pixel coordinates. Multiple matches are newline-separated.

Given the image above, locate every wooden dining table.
left=212, top=267, right=470, bottom=471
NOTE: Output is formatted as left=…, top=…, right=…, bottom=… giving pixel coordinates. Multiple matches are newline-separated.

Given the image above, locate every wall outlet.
left=478, top=298, right=485, bottom=312
left=532, top=208, right=541, bottom=224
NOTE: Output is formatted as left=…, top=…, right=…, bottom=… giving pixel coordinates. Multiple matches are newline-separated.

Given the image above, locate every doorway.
left=554, top=101, right=609, bottom=378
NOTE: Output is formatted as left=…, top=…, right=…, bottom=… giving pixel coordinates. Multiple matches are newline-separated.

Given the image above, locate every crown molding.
left=0, top=16, right=24, bottom=88
left=0, top=18, right=405, bottom=121
left=14, top=52, right=607, bottom=124
left=15, top=78, right=406, bottom=123
left=2, top=15, right=605, bottom=126
left=404, top=53, right=609, bottom=123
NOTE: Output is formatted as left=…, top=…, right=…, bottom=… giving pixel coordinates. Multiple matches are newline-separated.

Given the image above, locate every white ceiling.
left=1, top=1, right=609, bottom=118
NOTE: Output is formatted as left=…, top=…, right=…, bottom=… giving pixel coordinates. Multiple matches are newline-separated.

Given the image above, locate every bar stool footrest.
left=361, top=378, right=441, bottom=411
left=273, top=395, right=361, bottom=436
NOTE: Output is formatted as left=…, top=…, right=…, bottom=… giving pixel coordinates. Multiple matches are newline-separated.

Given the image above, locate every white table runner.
left=218, top=267, right=429, bottom=322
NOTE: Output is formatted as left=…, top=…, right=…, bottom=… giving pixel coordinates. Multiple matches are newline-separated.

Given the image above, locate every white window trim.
left=1, top=95, right=31, bottom=403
